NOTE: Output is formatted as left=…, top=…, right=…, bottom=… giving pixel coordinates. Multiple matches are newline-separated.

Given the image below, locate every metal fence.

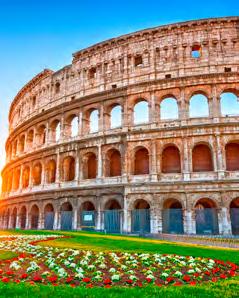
left=104, top=210, right=122, bottom=233
left=44, top=212, right=54, bottom=230
left=195, top=208, right=219, bottom=235
left=60, top=211, right=73, bottom=230
left=230, top=208, right=239, bottom=235
left=162, top=209, right=184, bottom=234
left=131, top=209, right=150, bottom=233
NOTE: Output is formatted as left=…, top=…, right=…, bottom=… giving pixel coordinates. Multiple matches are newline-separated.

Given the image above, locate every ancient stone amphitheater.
left=0, top=16, right=239, bottom=236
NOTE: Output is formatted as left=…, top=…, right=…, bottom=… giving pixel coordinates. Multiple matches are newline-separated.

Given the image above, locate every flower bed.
left=0, top=235, right=238, bottom=288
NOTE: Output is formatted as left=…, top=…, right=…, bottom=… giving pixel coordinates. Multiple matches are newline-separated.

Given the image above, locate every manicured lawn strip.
left=0, top=278, right=238, bottom=298
left=0, top=250, right=17, bottom=260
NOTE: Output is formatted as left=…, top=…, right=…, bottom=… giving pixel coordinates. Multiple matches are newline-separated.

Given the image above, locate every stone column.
left=53, top=210, right=59, bottom=230
left=72, top=208, right=78, bottom=230
left=184, top=209, right=196, bottom=234
left=38, top=212, right=44, bottom=229
left=55, top=152, right=60, bottom=184
left=99, top=105, right=104, bottom=132
left=215, top=134, right=225, bottom=179
left=78, top=111, right=83, bottom=136
left=19, top=165, right=23, bottom=191
left=16, top=213, right=20, bottom=229
left=97, top=145, right=102, bottom=179
left=150, top=140, right=158, bottom=182
left=218, top=207, right=232, bottom=235
left=122, top=195, right=130, bottom=233
left=183, top=137, right=190, bottom=181
left=96, top=201, right=102, bottom=231
left=75, top=153, right=80, bottom=183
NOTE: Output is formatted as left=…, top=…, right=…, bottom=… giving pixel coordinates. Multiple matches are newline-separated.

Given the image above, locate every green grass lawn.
left=0, top=229, right=239, bottom=297
left=0, top=250, right=17, bottom=260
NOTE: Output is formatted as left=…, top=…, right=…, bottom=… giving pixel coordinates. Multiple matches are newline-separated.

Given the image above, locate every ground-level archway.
left=131, top=199, right=150, bottom=234
left=162, top=199, right=184, bottom=234
left=60, top=202, right=73, bottom=230
left=195, top=198, right=219, bottom=234
left=230, top=198, right=239, bottom=235
left=12, top=208, right=17, bottom=229
left=30, top=205, right=39, bottom=229
left=19, top=206, right=27, bottom=229
left=104, top=199, right=122, bottom=233
left=44, top=203, right=54, bottom=230
left=80, top=201, right=96, bottom=230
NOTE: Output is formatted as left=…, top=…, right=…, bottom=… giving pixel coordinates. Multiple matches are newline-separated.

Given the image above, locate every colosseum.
left=0, top=16, right=239, bottom=236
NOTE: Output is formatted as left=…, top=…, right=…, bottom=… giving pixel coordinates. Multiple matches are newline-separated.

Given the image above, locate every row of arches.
left=8, top=91, right=239, bottom=160
left=3, top=142, right=239, bottom=192
left=1, top=197, right=239, bottom=235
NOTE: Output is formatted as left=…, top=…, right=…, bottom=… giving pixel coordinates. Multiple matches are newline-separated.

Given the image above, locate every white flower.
left=111, top=274, right=120, bottom=282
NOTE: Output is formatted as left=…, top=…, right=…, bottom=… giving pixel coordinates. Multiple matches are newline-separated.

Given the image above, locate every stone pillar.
left=75, top=153, right=80, bottom=183
left=122, top=195, right=130, bottom=233
left=16, top=214, right=20, bottom=229
left=72, top=208, right=78, bottom=230
left=215, top=134, right=225, bottom=179
left=57, top=211, right=61, bottom=230
left=53, top=210, right=59, bottom=230
left=45, top=122, right=49, bottom=145
left=184, top=209, right=196, bottom=234
left=38, top=212, right=44, bottom=229
left=96, top=203, right=102, bottom=230
left=19, top=165, right=23, bottom=191
left=55, top=152, right=60, bottom=184
left=218, top=207, right=232, bottom=235
left=97, top=145, right=102, bottom=179
left=99, top=105, right=104, bottom=132
left=183, top=137, right=190, bottom=181
left=78, top=111, right=83, bottom=136
left=25, top=212, right=30, bottom=230
left=150, top=140, right=158, bottom=182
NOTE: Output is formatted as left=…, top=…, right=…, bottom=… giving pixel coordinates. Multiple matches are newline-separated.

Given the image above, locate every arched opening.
left=71, top=116, right=78, bottom=137
left=12, top=208, right=17, bottom=229
left=160, top=97, right=178, bottom=120
left=60, top=202, right=73, bottom=230
left=189, top=94, right=209, bottom=118
left=104, top=199, right=122, bottom=233
left=134, top=147, right=149, bottom=175
left=30, top=205, right=39, bottom=229
left=162, top=199, right=184, bottom=234
left=62, top=156, right=75, bottom=181
left=131, top=199, right=150, bottom=233
left=32, top=163, right=42, bottom=186
left=89, top=109, right=99, bottom=133
left=22, top=166, right=30, bottom=188
left=80, top=201, right=96, bottom=230
left=192, top=144, right=213, bottom=172
left=133, top=100, right=149, bottom=125
left=220, top=92, right=239, bottom=116
left=83, top=153, right=97, bottom=179
left=46, top=160, right=56, bottom=183
left=195, top=198, right=219, bottom=234
left=37, top=125, right=46, bottom=145
left=230, top=198, right=239, bottom=235
left=19, top=135, right=25, bottom=153
left=7, top=171, right=13, bottom=192
left=105, top=149, right=121, bottom=177
left=50, top=120, right=61, bottom=142
left=27, top=130, right=34, bottom=150
left=12, top=168, right=20, bottom=190
left=110, top=105, right=122, bottom=129
left=44, top=203, right=54, bottom=230
left=19, top=206, right=27, bottom=229
left=162, top=145, right=181, bottom=173
left=225, top=143, right=239, bottom=171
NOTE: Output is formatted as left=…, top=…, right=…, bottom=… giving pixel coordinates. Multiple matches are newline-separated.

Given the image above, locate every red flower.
left=104, top=284, right=111, bottom=288
left=137, top=281, right=143, bottom=287
left=86, top=283, right=93, bottom=288
left=211, top=277, right=218, bottom=282
left=183, top=275, right=191, bottom=282
left=166, top=277, right=174, bottom=283
left=156, top=283, right=163, bottom=287
left=49, top=276, right=58, bottom=283
left=204, top=271, right=210, bottom=276
left=66, top=277, right=73, bottom=284
left=2, top=277, right=9, bottom=283
left=190, top=281, right=196, bottom=286
left=174, top=281, right=183, bottom=286
left=15, top=279, right=20, bottom=283
left=33, top=275, right=42, bottom=282
left=146, top=277, right=152, bottom=283
left=229, top=270, right=235, bottom=277
left=20, top=273, right=28, bottom=279
left=220, top=274, right=226, bottom=279
left=6, top=270, right=14, bottom=276
left=82, top=277, right=91, bottom=283
left=126, top=279, right=133, bottom=284
left=70, top=284, right=76, bottom=288
left=103, top=279, right=112, bottom=285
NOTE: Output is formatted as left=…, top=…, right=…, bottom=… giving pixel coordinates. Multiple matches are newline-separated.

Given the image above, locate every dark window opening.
left=55, top=82, right=60, bottom=93
left=165, top=74, right=172, bottom=79
left=89, top=67, right=96, bottom=79
left=135, top=55, right=143, bottom=67
left=225, top=67, right=231, bottom=73
left=191, top=45, right=201, bottom=58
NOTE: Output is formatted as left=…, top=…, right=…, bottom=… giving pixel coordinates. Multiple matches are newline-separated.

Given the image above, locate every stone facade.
left=1, top=17, right=239, bottom=235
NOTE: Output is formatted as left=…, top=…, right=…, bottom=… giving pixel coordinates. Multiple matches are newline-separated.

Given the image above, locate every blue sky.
left=0, top=0, right=238, bottom=173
